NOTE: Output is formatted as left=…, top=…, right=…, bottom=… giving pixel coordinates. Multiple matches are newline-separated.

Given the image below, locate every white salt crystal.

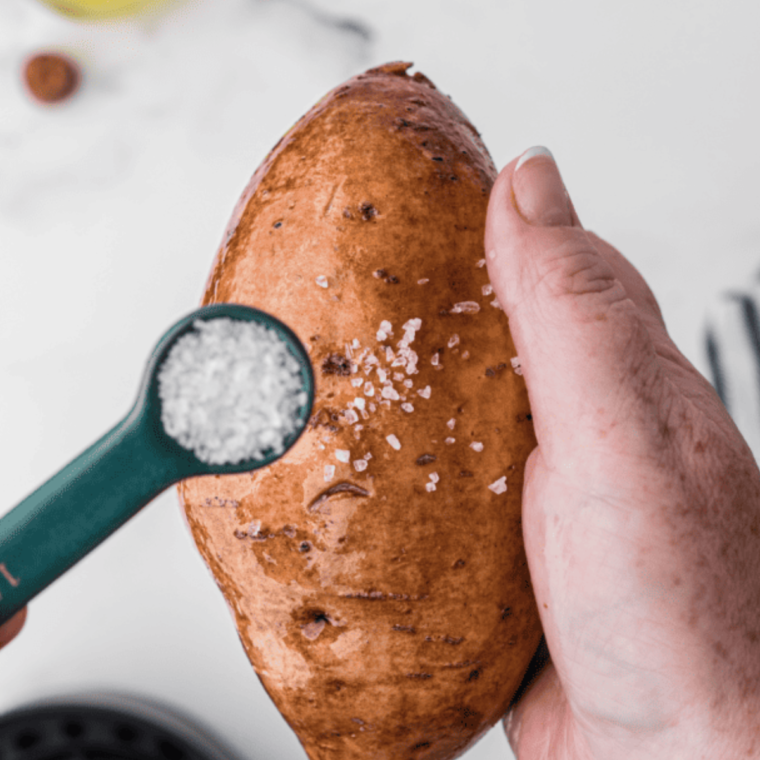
left=491, top=298, right=502, bottom=309
left=351, top=378, right=363, bottom=387
left=403, top=379, right=413, bottom=389
left=344, top=409, right=359, bottom=424
left=324, top=464, right=335, bottom=482
left=445, top=437, right=455, bottom=445
left=401, top=403, right=414, bottom=413
left=476, top=258, right=486, bottom=268
left=431, top=353, right=439, bottom=367
left=364, top=382, right=375, bottom=397
left=425, top=482, right=436, bottom=492
left=482, top=284, right=493, bottom=296
left=316, top=275, right=329, bottom=288
left=447, top=418, right=456, bottom=430
left=352, top=339, right=360, bottom=349
left=353, top=459, right=368, bottom=472
left=448, top=334, right=460, bottom=348
left=354, top=397, right=366, bottom=410
left=336, top=449, right=350, bottom=463
left=379, top=320, right=393, bottom=334
left=450, top=301, right=480, bottom=314
left=403, top=319, right=422, bottom=331
left=489, top=476, right=508, bottom=494
left=376, top=330, right=388, bottom=341
left=418, top=386, right=431, bottom=399
left=381, top=386, right=400, bottom=401
left=417, top=279, right=430, bottom=285
left=364, top=452, right=373, bottom=460
left=386, top=434, right=401, bottom=450
left=429, top=472, right=439, bottom=484
left=470, top=442, right=484, bottom=452
left=510, top=357, right=523, bottom=375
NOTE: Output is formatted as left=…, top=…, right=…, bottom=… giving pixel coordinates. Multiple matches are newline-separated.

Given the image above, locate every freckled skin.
left=177, top=62, right=542, bottom=759
left=487, top=161, right=760, bottom=758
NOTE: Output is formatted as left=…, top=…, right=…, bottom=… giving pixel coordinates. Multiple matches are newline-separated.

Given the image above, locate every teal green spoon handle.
left=0, top=303, right=315, bottom=628
left=0, top=401, right=189, bottom=626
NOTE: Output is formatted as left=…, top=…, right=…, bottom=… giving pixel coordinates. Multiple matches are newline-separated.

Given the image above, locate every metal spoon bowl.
left=0, top=304, right=315, bottom=625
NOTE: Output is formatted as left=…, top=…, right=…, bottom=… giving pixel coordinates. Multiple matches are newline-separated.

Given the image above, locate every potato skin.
left=178, top=61, right=543, bottom=759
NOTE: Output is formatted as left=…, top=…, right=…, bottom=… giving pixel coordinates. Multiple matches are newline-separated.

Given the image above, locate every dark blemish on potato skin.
left=501, top=606, right=512, bottom=619
left=308, top=408, right=340, bottom=432
left=453, top=559, right=465, bottom=569
left=321, top=353, right=352, bottom=376
left=392, top=625, right=416, bottom=634
left=416, top=453, right=437, bottom=466
left=359, top=202, right=378, bottom=221
left=424, top=635, right=463, bottom=645
left=309, top=482, right=371, bottom=512
left=468, top=669, right=480, bottom=681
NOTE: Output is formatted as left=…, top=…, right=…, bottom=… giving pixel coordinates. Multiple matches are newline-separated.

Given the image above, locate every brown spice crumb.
left=458, top=470, right=474, bottom=478
left=23, top=52, right=80, bottom=104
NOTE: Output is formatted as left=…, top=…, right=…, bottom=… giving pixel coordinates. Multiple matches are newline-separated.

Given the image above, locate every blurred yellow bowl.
left=38, top=0, right=170, bottom=19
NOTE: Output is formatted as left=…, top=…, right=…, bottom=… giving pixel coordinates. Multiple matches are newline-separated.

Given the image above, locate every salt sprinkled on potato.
left=177, top=61, right=542, bottom=760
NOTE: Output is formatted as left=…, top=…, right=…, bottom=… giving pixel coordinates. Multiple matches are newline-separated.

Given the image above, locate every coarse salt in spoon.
left=0, top=304, right=315, bottom=625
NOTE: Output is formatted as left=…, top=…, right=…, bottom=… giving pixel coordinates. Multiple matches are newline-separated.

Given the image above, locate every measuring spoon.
left=0, top=304, right=315, bottom=625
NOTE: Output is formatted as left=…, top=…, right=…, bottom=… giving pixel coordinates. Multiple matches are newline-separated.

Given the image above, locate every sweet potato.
left=177, top=61, right=542, bottom=760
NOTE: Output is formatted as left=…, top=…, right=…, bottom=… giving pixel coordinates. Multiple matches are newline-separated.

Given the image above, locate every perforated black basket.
left=0, top=692, right=245, bottom=760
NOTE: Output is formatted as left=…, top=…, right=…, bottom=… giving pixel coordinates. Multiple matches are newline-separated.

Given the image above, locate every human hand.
left=485, top=147, right=760, bottom=759
left=0, top=608, right=26, bottom=650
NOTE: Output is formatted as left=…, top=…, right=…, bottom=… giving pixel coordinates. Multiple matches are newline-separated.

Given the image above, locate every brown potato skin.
left=178, top=61, right=543, bottom=760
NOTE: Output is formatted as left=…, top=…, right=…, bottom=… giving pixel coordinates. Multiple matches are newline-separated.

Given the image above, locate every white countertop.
left=2, top=0, right=760, bottom=757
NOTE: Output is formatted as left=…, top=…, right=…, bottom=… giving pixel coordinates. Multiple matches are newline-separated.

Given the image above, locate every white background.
left=2, top=0, right=760, bottom=758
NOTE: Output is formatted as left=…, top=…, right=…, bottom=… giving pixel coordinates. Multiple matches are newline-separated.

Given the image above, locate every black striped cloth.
left=705, top=290, right=760, bottom=457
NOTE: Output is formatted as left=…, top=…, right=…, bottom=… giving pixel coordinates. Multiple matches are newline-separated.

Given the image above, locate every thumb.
left=485, top=147, right=661, bottom=467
